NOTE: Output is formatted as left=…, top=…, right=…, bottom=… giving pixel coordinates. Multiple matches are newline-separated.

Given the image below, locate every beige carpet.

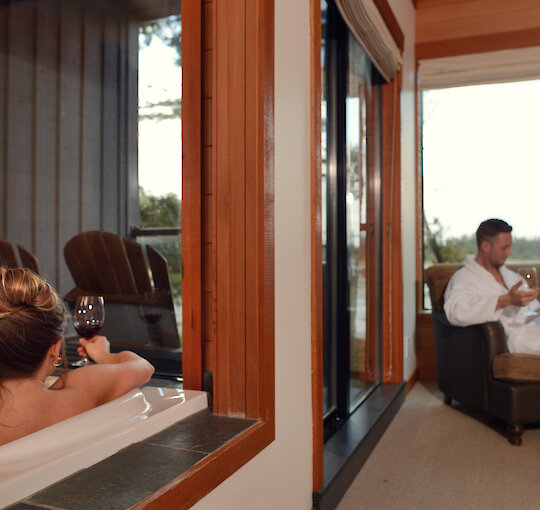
left=337, top=381, right=540, bottom=510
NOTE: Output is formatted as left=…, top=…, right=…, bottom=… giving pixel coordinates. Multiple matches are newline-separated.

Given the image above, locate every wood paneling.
left=416, top=0, right=540, bottom=59
left=373, top=0, right=405, bottom=51
left=213, top=0, right=275, bottom=420
left=0, top=0, right=138, bottom=294
left=181, top=0, right=203, bottom=390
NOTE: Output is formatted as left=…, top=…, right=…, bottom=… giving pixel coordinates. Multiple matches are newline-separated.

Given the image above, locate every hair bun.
left=0, top=267, right=58, bottom=312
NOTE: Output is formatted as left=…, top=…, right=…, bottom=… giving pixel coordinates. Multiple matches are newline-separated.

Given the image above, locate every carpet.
left=337, top=381, right=540, bottom=510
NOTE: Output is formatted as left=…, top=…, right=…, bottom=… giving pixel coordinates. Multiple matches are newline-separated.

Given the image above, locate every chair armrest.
left=477, top=321, right=508, bottom=365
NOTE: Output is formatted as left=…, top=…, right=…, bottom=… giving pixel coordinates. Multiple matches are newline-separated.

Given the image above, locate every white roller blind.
left=418, top=46, right=540, bottom=90
left=335, top=0, right=402, bottom=82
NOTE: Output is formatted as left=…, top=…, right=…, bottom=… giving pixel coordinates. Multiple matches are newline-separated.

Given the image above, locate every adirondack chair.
left=0, top=239, right=40, bottom=274
left=63, top=231, right=181, bottom=364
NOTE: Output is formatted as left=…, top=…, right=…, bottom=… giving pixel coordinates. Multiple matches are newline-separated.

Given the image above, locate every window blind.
left=418, top=46, right=540, bottom=90
left=334, top=0, right=402, bottom=82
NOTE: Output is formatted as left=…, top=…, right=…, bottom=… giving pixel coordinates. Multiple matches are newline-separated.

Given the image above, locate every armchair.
left=426, top=263, right=540, bottom=445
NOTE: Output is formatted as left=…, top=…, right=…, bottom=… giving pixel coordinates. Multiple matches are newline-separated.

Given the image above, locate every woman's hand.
left=77, top=335, right=110, bottom=364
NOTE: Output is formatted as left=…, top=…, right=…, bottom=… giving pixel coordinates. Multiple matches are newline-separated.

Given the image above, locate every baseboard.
left=406, top=367, right=419, bottom=395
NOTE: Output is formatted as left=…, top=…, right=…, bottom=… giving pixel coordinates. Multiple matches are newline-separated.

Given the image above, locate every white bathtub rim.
left=0, top=388, right=149, bottom=473
left=0, top=387, right=208, bottom=509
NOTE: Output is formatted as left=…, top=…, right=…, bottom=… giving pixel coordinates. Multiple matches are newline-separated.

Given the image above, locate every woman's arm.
left=54, top=336, right=155, bottom=407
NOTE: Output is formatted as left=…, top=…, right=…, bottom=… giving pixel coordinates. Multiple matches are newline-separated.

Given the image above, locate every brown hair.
left=0, top=267, right=66, bottom=383
left=476, top=218, right=513, bottom=248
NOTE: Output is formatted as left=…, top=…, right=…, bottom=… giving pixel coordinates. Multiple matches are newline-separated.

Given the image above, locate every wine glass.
left=517, top=267, right=538, bottom=318
left=140, top=292, right=163, bottom=347
left=517, top=267, right=538, bottom=291
left=72, top=295, right=105, bottom=367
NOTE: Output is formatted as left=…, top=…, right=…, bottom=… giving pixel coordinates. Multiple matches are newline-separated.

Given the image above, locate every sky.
left=138, top=30, right=182, bottom=199
left=422, top=79, right=540, bottom=240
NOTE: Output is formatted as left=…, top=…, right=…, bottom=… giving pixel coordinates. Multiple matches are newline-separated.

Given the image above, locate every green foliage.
left=139, top=187, right=182, bottom=297
left=139, top=187, right=181, bottom=228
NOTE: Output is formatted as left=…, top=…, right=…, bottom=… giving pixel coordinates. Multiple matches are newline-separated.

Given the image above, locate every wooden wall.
left=0, top=0, right=138, bottom=295
left=416, top=0, right=540, bottom=59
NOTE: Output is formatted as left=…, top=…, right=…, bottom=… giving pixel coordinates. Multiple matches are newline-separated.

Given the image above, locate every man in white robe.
left=444, top=219, right=540, bottom=354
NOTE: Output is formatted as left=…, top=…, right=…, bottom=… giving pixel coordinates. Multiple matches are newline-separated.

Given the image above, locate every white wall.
left=388, top=0, right=417, bottom=381
left=191, top=0, right=314, bottom=508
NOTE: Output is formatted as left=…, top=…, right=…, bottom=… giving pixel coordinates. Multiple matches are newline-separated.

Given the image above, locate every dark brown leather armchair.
left=426, top=264, right=540, bottom=445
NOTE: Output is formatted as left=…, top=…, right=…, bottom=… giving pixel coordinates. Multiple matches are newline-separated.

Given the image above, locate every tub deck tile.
left=146, top=408, right=257, bottom=453
left=25, top=443, right=206, bottom=510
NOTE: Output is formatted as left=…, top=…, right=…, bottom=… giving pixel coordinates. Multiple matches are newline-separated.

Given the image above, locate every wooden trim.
left=416, top=28, right=540, bottom=60
left=381, top=73, right=404, bottom=384
left=310, top=0, right=324, bottom=494
left=373, top=0, right=405, bottom=51
left=181, top=0, right=203, bottom=390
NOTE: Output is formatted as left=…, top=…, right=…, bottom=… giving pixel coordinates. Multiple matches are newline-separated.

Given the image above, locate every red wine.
left=75, top=324, right=102, bottom=339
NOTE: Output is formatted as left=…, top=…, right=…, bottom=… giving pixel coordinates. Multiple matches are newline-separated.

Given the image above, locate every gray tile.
left=28, top=443, right=206, bottom=510
left=146, top=409, right=257, bottom=453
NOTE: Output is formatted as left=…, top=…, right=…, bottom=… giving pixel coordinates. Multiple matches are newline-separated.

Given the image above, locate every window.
left=322, top=0, right=383, bottom=439
left=422, top=79, right=540, bottom=308
left=136, top=9, right=183, bottom=369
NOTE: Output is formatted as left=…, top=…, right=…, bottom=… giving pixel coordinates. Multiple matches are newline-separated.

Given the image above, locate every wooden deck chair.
left=0, top=239, right=40, bottom=274
left=63, top=231, right=173, bottom=306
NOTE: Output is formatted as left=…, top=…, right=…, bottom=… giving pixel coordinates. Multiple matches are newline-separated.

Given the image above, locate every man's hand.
left=497, top=281, right=539, bottom=309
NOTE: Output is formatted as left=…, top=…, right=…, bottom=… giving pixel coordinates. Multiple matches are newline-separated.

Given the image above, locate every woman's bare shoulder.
left=0, top=383, right=93, bottom=445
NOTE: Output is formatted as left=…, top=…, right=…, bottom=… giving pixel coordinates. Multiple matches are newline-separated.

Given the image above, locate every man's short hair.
left=476, top=219, right=513, bottom=247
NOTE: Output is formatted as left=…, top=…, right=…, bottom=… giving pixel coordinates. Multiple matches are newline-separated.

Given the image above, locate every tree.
left=139, top=187, right=181, bottom=227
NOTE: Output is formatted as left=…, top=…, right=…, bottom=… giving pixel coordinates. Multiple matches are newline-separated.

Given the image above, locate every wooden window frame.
left=138, top=1, right=275, bottom=508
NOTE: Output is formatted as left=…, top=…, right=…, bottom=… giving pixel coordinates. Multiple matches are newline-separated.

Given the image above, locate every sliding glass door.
left=322, top=0, right=383, bottom=439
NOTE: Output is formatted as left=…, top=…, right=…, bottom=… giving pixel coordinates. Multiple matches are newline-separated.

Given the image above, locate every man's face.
left=484, top=232, right=512, bottom=268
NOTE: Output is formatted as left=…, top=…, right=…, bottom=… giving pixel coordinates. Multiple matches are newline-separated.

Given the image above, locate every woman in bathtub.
left=0, top=267, right=155, bottom=445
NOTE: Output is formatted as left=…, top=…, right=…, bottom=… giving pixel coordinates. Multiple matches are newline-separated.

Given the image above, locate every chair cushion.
left=493, top=352, right=540, bottom=382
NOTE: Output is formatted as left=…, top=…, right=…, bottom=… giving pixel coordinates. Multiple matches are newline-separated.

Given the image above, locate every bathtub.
left=0, top=379, right=208, bottom=508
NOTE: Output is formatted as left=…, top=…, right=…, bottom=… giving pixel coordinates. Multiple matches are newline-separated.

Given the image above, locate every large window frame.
left=138, top=1, right=275, bottom=508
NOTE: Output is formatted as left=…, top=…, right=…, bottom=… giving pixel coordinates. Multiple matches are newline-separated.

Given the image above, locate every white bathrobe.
left=444, top=254, right=540, bottom=354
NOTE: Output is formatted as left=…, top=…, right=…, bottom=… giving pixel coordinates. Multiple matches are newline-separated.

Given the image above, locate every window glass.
left=321, top=0, right=382, bottom=436
left=138, top=12, right=182, bottom=337
left=422, top=79, right=540, bottom=308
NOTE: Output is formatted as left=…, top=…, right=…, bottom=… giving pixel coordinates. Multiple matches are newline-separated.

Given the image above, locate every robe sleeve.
left=443, top=272, right=503, bottom=327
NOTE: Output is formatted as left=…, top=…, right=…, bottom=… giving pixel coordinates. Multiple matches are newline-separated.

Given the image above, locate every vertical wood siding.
left=0, top=0, right=137, bottom=295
